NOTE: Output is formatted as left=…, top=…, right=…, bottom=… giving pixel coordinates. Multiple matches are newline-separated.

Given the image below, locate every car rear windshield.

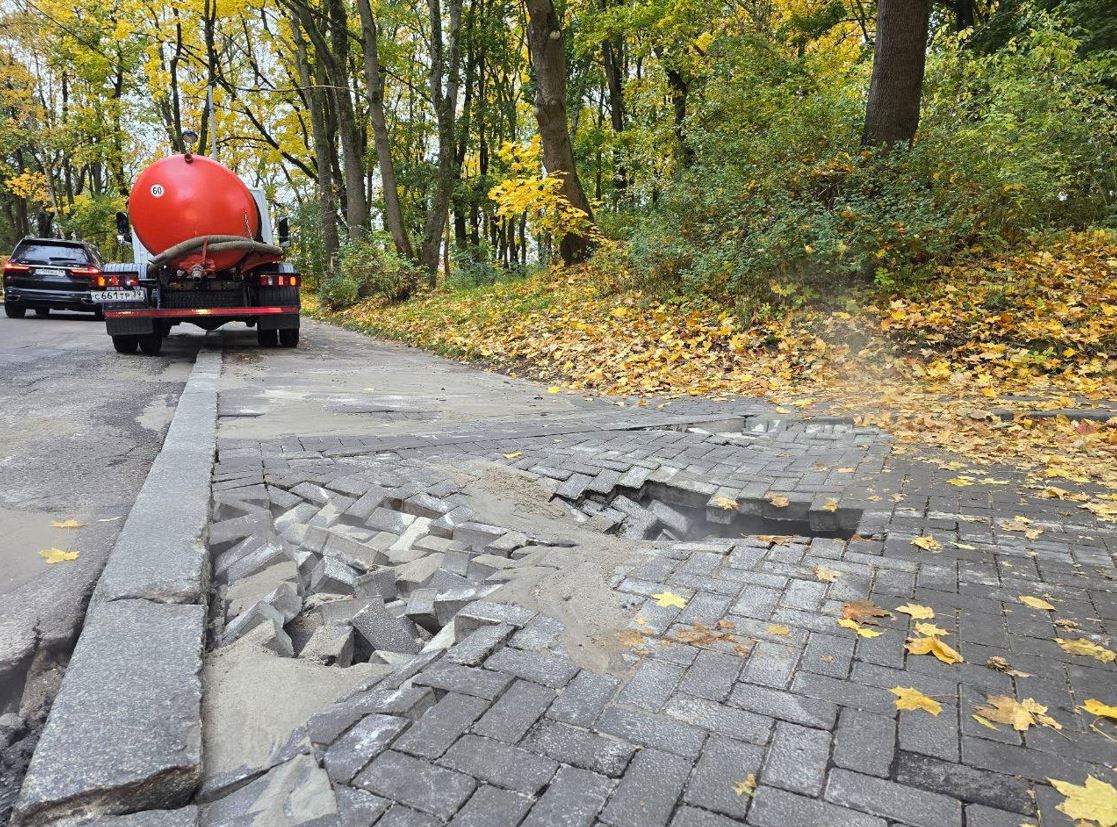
left=12, top=242, right=91, bottom=266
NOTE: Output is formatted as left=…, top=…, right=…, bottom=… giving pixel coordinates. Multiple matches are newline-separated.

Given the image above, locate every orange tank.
left=129, top=154, right=260, bottom=271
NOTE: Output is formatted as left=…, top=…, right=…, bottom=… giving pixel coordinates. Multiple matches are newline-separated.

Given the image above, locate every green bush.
left=626, top=11, right=1117, bottom=302
left=319, top=236, right=424, bottom=309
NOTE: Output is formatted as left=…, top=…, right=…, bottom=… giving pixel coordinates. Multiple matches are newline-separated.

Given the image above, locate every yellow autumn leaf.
left=50, top=518, right=84, bottom=529
left=1056, top=637, right=1117, bottom=664
left=975, top=695, right=1061, bottom=731
left=547, top=386, right=561, bottom=394
left=837, top=618, right=882, bottom=638
left=890, top=686, right=942, bottom=715
left=40, top=548, right=79, bottom=564
left=502, top=451, right=523, bottom=459
left=1019, top=595, right=1055, bottom=611
left=1080, top=699, right=1117, bottom=721
left=813, top=565, right=842, bottom=583
left=905, top=636, right=963, bottom=665
left=972, top=713, right=999, bottom=731
left=915, top=623, right=949, bottom=638
left=1048, top=775, right=1117, bottom=827
left=711, top=496, right=738, bottom=511
left=767, top=624, right=791, bottom=637
left=766, top=493, right=790, bottom=508
left=733, top=773, right=757, bottom=797
left=911, top=536, right=943, bottom=552
left=822, top=498, right=839, bottom=512
left=895, top=603, right=935, bottom=620
left=946, top=476, right=975, bottom=487
left=652, top=591, right=688, bottom=609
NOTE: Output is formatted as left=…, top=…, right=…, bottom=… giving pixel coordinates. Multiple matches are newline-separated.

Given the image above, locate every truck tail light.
left=259, top=274, right=299, bottom=287
left=93, top=274, right=130, bottom=289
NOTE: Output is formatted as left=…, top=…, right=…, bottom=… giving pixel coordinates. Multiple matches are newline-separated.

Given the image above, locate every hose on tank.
left=147, top=235, right=283, bottom=275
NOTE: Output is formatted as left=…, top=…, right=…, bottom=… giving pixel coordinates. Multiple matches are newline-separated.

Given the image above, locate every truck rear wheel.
left=257, top=329, right=278, bottom=348
left=112, top=335, right=139, bottom=354
left=138, top=333, right=163, bottom=356
left=279, top=328, right=299, bottom=348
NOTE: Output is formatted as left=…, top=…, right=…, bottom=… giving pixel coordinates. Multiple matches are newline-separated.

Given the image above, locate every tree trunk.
left=603, top=36, right=628, bottom=198
left=663, top=66, right=693, bottom=167
left=292, top=18, right=339, bottom=268
left=418, top=0, right=465, bottom=276
left=355, top=0, right=413, bottom=259
left=861, top=0, right=931, bottom=146
left=525, top=0, right=594, bottom=265
left=954, top=0, right=975, bottom=31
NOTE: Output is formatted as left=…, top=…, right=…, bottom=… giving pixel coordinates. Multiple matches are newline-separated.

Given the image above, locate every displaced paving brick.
left=761, top=721, right=832, bottom=797
left=747, top=786, right=887, bottom=827
left=832, top=708, right=895, bottom=778
left=393, top=693, right=489, bottom=760
left=445, top=624, right=515, bottom=667
left=595, top=706, right=707, bottom=759
left=448, top=785, right=533, bottom=827
left=526, top=720, right=637, bottom=777
left=307, top=688, right=435, bottom=747
left=413, top=663, right=513, bottom=700
left=548, top=670, right=620, bottom=727
left=354, top=750, right=476, bottom=820
left=471, top=680, right=554, bottom=743
left=510, top=616, right=566, bottom=651
left=439, top=734, right=558, bottom=795
left=484, top=646, right=578, bottom=688
left=335, top=785, right=391, bottom=827
left=616, top=659, right=685, bottom=711
left=599, top=747, right=693, bottom=827
left=521, top=766, right=613, bottom=827
left=454, top=601, right=537, bottom=638
left=324, top=714, right=409, bottom=783
left=683, top=735, right=764, bottom=820
left=825, top=768, right=962, bottom=827
left=351, top=599, right=421, bottom=655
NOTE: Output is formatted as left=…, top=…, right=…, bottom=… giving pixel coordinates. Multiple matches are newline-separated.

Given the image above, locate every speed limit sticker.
left=150, top=184, right=165, bottom=198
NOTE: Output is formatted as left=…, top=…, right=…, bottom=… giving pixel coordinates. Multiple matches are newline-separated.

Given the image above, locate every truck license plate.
left=92, top=290, right=144, bottom=303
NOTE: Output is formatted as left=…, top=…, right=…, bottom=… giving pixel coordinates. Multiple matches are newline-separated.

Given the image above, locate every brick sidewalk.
left=203, top=398, right=1117, bottom=827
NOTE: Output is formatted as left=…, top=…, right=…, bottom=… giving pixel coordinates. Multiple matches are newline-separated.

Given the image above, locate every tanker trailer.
left=97, top=149, right=300, bottom=355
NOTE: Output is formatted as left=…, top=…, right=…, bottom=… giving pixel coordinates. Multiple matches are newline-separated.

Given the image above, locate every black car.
left=3, top=237, right=107, bottom=318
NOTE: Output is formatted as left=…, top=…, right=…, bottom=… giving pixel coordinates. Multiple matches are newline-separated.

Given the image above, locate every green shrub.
left=320, top=236, right=424, bottom=308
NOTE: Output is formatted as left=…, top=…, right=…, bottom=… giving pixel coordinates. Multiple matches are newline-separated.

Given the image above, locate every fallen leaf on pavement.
left=1019, top=595, right=1056, bottom=611
left=50, top=519, right=84, bottom=529
left=975, top=695, right=1062, bottom=731
left=822, top=498, right=839, bottom=512
left=891, top=686, right=942, bottom=715
left=837, top=618, right=882, bottom=638
left=1057, top=637, right=1117, bottom=664
left=40, top=548, right=79, bottom=564
left=502, top=451, right=523, bottom=459
left=652, top=591, right=688, bottom=609
left=767, top=624, right=790, bottom=637
left=1047, top=775, right=1117, bottom=826
left=712, top=496, right=738, bottom=511
left=985, top=656, right=1031, bottom=677
left=813, top=565, right=842, bottom=582
left=911, top=536, right=943, bottom=552
left=842, top=599, right=892, bottom=625
left=896, top=603, right=935, bottom=620
left=1080, top=699, right=1117, bottom=722
left=906, top=636, right=963, bottom=664
left=915, top=623, right=950, bottom=638
left=972, top=713, right=999, bottom=731
left=767, top=494, right=790, bottom=508
left=733, top=774, right=757, bottom=797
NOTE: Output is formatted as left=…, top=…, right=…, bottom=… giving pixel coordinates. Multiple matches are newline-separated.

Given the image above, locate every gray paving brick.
left=898, top=703, right=960, bottom=761
left=336, top=785, right=391, bottom=827
left=376, top=805, right=440, bottom=827
left=825, top=768, right=962, bottom=827
left=439, top=734, right=558, bottom=794
left=324, top=714, right=410, bottom=783
left=412, top=663, right=513, bottom=700
left=616, top=659, right=685, bottom=711
left=961, top=735, right=1098, bottom=783
left=676, top=650, right=742, bottom=702
left=747, top=786, right=887, bottom=827
left=894, top=751, right=1034, bottom=815
left=663, top=693, right=773, bottom=744
left=526, top=719, right=637, bottom=777
left=393, top=693, right=489, bottom=759
left=521, top=766, right=613, bottom=827
left=832, top=708, right=895, bottom=778
left=790, top=672, right=896, bottom=714
left=761, top=721, right=831, bottom=797
left=548, top=670, right=620, bottom=727
left=485, top=646, right=578, bottom=688
left=445, top=623, right=514, bottom=667
left=670, top=806, right=741, bottom=827
left=599, top=748, right=693, bottom=827
left=965, top=803, right=1039, bottom=827
left=728, top=683, right=838, bottom=729
left=469, top=678, right=553, bottom=743
left=595, top=706, right=707, bottom=759
left=682, top=735, right=764, bottom=820
left=353, top=750, right=476, bottom=820
left=448, top=785, right=533, bottom=826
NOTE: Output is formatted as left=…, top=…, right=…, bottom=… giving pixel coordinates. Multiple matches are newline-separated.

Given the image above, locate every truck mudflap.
left=105, top=305, right=300, bottom=336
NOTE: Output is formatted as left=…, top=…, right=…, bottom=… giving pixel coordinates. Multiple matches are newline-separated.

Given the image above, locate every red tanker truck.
left=97, top=148, right=300, bottom=355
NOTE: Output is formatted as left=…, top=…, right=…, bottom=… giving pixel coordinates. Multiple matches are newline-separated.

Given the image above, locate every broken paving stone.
left=390, top=517, right=433, bottom=555
left=467, top=554, right=517, bottom=583
left=224, top=561, right=299, bottom=620
left=352, top=598, right=422, bottom=655
left=649, top=500, right=693, bottom=538
left=371, top=651, right=417, bottom=667
left=420, top=622, right=456, bottom=654
left=485, top=531, right=529, bottom=557
left=452, top=522, right=506, bottom=550
left=394, top=554, right=445, bottom=594
left=434, top=586, right=497, bottom=627
left=309, top=556, right=361, bottom=595
left=454, top=601, right=537, bottom=640
left=323, top=531, right=384, bottom=569
left=324, top=714, right=410, bottom=783
left=345, top=486, right=392, bottom=521
left=209, top=512, right=273, bottom=554
left=300, top=623, right=354, bottom=667
left=315, top=596, right=364, bottom=625
left=405, top=590, right=440, bottom=634
left=290, top=482, right=331, bottom=506
left=263, top=582, right=302, bottom=623
left=214, top=537, right=287, bottom=584
left=221, top=601, right=290, bottom=649
left=365, top=507, right=416, bottom=534
left=430, top=506, right=474, bottom=539
left=402, top=493, right=453, bottom=519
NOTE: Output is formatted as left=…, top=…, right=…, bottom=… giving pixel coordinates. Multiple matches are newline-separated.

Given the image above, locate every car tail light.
left=69, top=266, right=101, bottom=277
left=3, top=261, right=30, bottom=273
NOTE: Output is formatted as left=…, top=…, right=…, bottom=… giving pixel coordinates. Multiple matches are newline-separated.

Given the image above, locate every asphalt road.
left=0, top=308, right=205, bottom=823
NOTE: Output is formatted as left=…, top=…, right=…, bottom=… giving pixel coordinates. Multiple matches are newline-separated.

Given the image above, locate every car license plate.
left=91, top=290, right=144, bottom=303
left=35, top=267, right=66, bottom=278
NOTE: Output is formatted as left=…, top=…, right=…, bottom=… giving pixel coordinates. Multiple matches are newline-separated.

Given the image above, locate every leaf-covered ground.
left=310, top=231, right=1117, bottom=510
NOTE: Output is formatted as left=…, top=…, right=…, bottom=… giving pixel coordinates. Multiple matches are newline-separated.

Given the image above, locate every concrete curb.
left=12, top=346, right=220, bottom=825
